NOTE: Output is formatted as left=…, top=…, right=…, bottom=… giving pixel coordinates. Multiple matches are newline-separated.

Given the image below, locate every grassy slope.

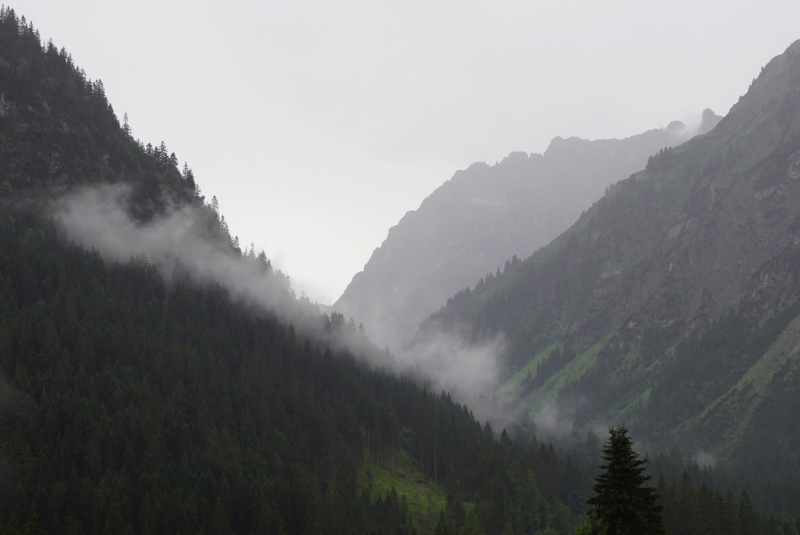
left=360, top=449, right=448, bottom=533
left=493, top=41, right=800, bottom=451
left=548, top=335, right=612, bottom=392
left=521, top=334, right=613, bottom=411
left=676, top=311, right=800, bottom=456
left=500, top=340, right=560, bottom=393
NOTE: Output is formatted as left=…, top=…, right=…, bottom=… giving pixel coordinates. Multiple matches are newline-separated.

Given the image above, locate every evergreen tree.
left=122, top=112, right=131, bottom=137
left=586, top=426, right=664, bottom=535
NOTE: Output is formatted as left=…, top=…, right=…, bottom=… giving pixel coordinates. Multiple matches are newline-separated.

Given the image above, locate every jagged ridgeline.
left=0, top=8, right=601, bottom=535
left=335, top=110, right=721, bottom=350
left=0, top=7, right=796, bottom=535
left=419, top=38, right=800, bottom=513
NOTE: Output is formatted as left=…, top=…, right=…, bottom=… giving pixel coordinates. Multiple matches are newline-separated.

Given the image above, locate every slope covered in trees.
left=334, top=112, right=720, bottom=349
left=0, top=8, right=597, bottom=534
left=0, top=7, right=199, bottom=217
left=0, top=6, right=795, bottom=534
left=0, top=203, right=609, bottom=534
left=418, top=38, right=800, bottom=513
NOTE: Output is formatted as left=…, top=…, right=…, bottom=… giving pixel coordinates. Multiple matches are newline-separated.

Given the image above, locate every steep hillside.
left=335, top=112, right=720, bottom=349
left=0, top=10, right=201, bottom=218
left=0, top=9, right=596, bottom=534
left=420, top=39, right=800, bottom=511
left=1, top=7, right=795, bottom=533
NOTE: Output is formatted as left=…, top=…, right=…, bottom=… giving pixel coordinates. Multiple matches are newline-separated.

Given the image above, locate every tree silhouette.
left=586, top=426, right=664, bottom=535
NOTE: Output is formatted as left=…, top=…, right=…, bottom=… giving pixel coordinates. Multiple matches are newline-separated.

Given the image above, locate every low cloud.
left=53, top=185, right=520, bottom=432
left=55, top=185, right=286, bottom=301
left=692, top=450, right=718, bottom=469
left=52, top=185, right=380, bottom=358
left=400, top=326, right=522, bottom=432
left=532, top=399, right=576, bottom=440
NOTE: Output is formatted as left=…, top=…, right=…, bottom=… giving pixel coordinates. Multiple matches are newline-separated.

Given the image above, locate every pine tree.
left=586, top=425, right=664, bottom=535
left=122, top=112, right=131, bottom=137
left=739, top=490, right=759, bottom=535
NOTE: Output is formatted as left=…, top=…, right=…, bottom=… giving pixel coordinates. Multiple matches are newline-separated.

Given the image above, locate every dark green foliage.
left=421, top=174, right=665, bottom=373
left=1, top=8, right=796, bottom=535
left=0, top=6, right=198, bottom=216
left=417, top=38, right=800, bottom=521
left=737, top=353, right=800, bottom=514
left=0, top=199, right=596, bottom=535
left=434, top=494, right=467, bottom=534
left=0, top=10, right=605, bottom=534
left=587, top=426, right=664, bottom=535
left=533, top=346, right=574, bottom=390
left=517, top=347, right=576, bottom=399
left=645, top=302, right=800, bottom=432
left=642, top=301, right=800, bottom=512
left=0, top=206, right=417, bottom=534
left=657, top=473, right=800, bottom=535
left=579, top=436, right=800, bottom=534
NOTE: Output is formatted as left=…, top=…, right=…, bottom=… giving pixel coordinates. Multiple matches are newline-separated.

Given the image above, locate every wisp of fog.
left=53, top=185, right=526, bottom=433
left=54, top=185, right=298, bottom=314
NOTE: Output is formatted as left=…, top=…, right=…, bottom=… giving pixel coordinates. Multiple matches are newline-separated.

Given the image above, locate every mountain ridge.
left=415, top=38, right=800, bottom=512
left=1, top=6, right=797, bottom=531
left=335, top=115, right=721, bottom=350
left=0, top=9, right=599, bottom=534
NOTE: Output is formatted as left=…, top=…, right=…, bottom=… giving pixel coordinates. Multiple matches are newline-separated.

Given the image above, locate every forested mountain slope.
left=0, top=7, right=795, bottom=534
left=0, top=8, right=597, bottom=534
left=335, top=112, right=720, bottom=349
left=419, top=38, right=800, bottom=513
left=0, top=12, right=201, bottom=216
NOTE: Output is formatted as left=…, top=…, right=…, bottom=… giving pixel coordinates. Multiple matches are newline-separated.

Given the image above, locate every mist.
left=52, top=185, right=517, bottom=429
left=51, top=185, right=378, bottom=359
left=400, top=328, right=520, bottom=432
left=55, top=185, right=291, bottom=305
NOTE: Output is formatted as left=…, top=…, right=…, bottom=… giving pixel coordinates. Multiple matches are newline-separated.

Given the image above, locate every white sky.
left=10, top=0, right=800, bottom=303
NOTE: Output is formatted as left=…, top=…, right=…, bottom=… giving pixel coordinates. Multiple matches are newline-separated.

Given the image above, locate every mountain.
left=1, top=8, right=795, bottom=534
left=0, top=9, right=601, bottom=534
left=334, top=112, right=721, bottom=349
left=419, top=39, right=800, bottom=512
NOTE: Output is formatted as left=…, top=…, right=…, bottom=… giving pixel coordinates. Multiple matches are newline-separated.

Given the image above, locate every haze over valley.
left=3, top=3, right=800, bottom=534
left=10, top=0, right=800, bottom=304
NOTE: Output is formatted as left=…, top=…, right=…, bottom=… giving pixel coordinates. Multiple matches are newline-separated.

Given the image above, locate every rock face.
left=418, top=40, right=800, bottom=508
left=334, top=113, right=721, bottom=349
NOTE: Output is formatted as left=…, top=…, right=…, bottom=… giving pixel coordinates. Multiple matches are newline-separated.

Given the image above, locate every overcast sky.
left=11, top=0, right=800, bottom=303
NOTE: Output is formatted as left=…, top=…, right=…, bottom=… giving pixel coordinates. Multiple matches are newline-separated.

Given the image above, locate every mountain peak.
left=698, top=108, right=723, bottom=135
left=335, top=115, right=713, bottom=348
left=418, top=38, right=800, bottom=501
left=666, top=120, right=686, bottom=133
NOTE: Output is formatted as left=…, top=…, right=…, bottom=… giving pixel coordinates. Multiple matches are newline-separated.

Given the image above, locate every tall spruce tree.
left=586, top=426, right=664, bottom=535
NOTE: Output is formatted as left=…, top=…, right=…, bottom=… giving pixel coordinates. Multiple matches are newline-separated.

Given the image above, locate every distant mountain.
left=419, top=39, right=800, bottom=512
left=334, top=111, right=721, bottom=349
left=2, top=8, right=792, bottom=533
